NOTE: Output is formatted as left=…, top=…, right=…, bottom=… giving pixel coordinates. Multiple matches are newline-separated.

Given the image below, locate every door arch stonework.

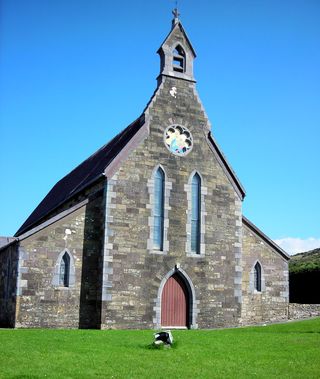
left=161, top=273, right=189, bottom=327
left=153, top=267, right=199, bottom=329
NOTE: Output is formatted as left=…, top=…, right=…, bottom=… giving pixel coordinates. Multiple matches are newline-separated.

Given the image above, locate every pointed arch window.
left=172, top=45, right=185, bottom=73
left=59, top=252, right=70, bottom=287
left=254, top=262, right=262, bottom=292
left=191, top=173, right=201, bottom=254
left=52, top=249, right=75, bottom=288
left=153, top=167, right=165, bottom=250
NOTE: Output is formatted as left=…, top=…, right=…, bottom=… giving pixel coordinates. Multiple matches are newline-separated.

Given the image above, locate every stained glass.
left=164, top=125, right=193, bottom=156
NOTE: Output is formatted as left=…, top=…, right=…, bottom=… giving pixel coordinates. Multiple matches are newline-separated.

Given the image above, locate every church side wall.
left=241, top=224, right=289, bottom=325
left=15, top=188, right=104, bottom=329
left=0, top=243, right=19, bottom=327
left=101, top=75, right=242, bottom=329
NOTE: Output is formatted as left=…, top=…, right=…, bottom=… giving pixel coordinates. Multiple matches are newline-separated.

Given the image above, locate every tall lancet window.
left=59, top=252, right=70, bottom=287
left=191, top=173, right=201, bottom=254
left=172, top=45, right=185, bottom=73
left=254, top=262, right=262, bottom=292
left=153, top=167, right=165, bottom=250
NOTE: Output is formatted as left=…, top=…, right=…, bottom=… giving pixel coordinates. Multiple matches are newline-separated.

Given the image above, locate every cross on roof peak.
left=172, top=7, right=180, bottom=20
left=171, top=4, right=180, bottom=28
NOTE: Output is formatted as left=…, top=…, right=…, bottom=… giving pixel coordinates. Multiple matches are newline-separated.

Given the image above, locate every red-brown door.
left=161, top=274, right=189, bottom=327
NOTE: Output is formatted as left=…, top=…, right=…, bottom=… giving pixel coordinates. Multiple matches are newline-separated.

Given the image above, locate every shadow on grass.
left=144, top=341, right=179, bottom=350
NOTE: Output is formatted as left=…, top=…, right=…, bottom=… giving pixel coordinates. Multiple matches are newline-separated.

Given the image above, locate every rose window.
left=164, top=125, right=193, bottom=156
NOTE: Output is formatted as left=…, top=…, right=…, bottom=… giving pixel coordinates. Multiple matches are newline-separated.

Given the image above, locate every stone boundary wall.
left=288, top=303, right=320, bottom=320
left=0, top=242, right=19, bottom=327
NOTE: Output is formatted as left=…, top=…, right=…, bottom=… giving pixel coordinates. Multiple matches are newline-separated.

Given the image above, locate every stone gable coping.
left=157, top=21, right=196, bottom=58
left=242, top=216, right=290, bottom=261
left=16, top=199, right=89, bottom=242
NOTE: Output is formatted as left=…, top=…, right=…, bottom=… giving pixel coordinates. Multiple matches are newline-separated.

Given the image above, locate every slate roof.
left=15, top=115, right=145, bottom=236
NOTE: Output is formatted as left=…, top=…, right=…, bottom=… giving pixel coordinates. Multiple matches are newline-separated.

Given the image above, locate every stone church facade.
left=0, top=13, right=289, bottom=329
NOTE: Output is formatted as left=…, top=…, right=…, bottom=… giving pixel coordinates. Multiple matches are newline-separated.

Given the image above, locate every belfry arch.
left=154, top=267, right=198, bottom=329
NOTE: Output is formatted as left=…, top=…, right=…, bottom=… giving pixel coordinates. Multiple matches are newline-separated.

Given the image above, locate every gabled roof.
left=157, top=21, right=197, bottom=57
left=242, top=216, right=290, bottom=261
left=15, top=115, right=145, bottom=236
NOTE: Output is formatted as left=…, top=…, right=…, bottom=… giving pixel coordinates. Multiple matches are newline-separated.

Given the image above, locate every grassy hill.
left=289, top=248, right=320, bottom=274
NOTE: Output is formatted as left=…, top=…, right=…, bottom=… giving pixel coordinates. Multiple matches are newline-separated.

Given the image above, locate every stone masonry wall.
left=241, top=223, right=289, bottom=325
left=101, top=73, right=243, bottom=329
left=288, top=303, right=320, bottom=320
left=0, top=242, right=19, bottom=327
left=15, top=188, right=104, bottom=329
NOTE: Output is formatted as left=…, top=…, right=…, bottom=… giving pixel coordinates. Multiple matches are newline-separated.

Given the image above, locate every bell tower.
left=157, top=8, right=196, bottom=85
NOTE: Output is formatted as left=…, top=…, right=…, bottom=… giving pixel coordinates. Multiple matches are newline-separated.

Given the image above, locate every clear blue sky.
left=1, top=0, right=319, bottom=254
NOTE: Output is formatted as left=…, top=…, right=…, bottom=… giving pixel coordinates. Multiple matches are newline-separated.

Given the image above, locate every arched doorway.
left=161, top=273, right=189, bottom=328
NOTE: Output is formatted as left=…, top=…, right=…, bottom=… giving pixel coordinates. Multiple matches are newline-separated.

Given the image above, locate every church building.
left=0, top=11, right=289, bottom=329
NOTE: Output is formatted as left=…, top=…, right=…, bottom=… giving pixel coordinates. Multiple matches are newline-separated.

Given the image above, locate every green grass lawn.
left=0, top=318, right=319, bottom=379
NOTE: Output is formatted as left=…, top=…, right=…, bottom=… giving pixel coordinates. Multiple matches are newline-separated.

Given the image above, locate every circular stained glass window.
left=164, top=125, right=193, bottom=157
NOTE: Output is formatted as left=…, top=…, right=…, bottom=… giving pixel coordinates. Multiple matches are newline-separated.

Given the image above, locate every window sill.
left=149, top=250, right=167, bottom=255
left=187, top=253, right=205, bottom=258
left=53, top=286, right=74, bottom=290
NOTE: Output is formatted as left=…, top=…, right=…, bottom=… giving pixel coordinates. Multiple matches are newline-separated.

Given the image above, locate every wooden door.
left=161, top=274, right=189, bottom=327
